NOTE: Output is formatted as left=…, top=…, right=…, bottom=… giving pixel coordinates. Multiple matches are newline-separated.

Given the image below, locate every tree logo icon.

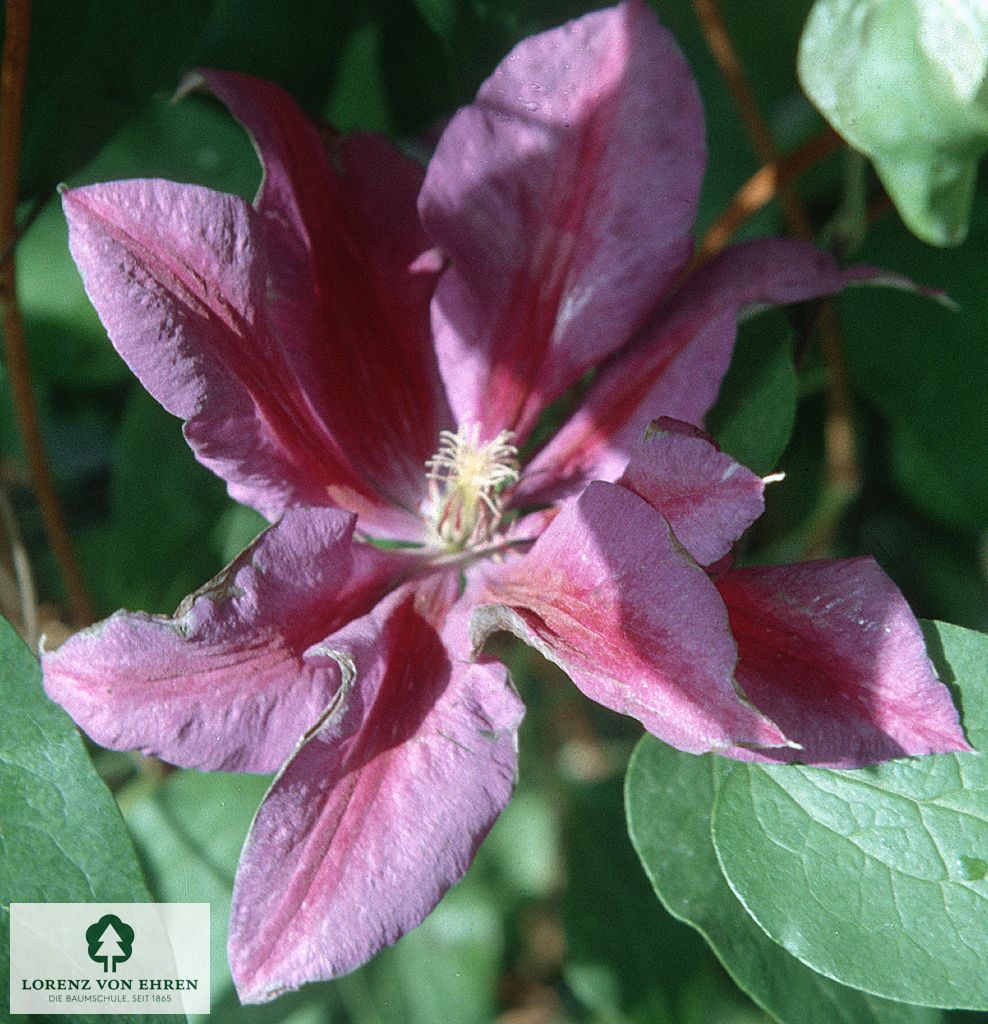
left=85, top=914, right=134, bottom=973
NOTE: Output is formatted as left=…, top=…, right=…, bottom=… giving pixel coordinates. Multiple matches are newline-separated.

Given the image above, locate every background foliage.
left=2, top=1, right=988, bottom=1022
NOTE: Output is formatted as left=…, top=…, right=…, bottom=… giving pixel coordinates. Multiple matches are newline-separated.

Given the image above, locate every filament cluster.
left=425, top=423, right=519, bottom=549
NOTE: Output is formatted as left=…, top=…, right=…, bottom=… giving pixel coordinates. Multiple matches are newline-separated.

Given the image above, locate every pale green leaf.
left=799, top=0, right=988, bottom=245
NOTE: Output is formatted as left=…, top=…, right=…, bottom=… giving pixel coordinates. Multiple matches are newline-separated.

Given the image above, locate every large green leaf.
left=921, top=621, right=988, bottom=750
left=626, top=739, right=938, bottom=1024
left=0, top=614, right=183, bottom=1024
left=799, top=0, right=988, bottom=246
left=711, top=621, right=988, bottom=1009
left=0, top=613, right=149, bottom=899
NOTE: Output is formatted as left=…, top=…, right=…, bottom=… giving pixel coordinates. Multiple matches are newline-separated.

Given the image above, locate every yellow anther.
left=425, top=423, right=519, bottom=549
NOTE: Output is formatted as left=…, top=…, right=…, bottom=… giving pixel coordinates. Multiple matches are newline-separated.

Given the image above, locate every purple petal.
left=472, top=481, right=787, bottom=755
left=517, top=238, right=845, bottom=504
left=229, top=577, right=523, bottom=1002
left=194, top=71, right=451, bottom=520
left=618, top=417, right=764, bottom=566
left=63, top=179, right=425, bottom=538
left=42, top=508, right=407, bottom=772
left=715, top=559, right=971, bottom=767
left=419, top=0, right=704, bottom=442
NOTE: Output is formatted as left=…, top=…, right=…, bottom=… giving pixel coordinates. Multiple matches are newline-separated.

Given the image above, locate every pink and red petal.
left=420, top=0, right=704, bottom=442
left=196, top=71, right=451, bottom=518
left=472, top=481, right=787, bottom=755
left=42, top=508, right=408, bottom=772
left=715, top=559, right=970, bottom=767
left=63, top=180, right=423, bottom=538
left=518, top=238, right=846, bottom=504
left=229, top=576, right=523, bottom=1002
left=618, top=418, right=764, bottom=566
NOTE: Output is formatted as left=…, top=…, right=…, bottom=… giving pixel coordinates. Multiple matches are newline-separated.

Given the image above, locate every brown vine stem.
left=696, top=133, right=856, bottom=555
left=1, top=0, right=95, bottom=626
left=695, top=129, right=842, bottom=265
left=692, top=0, right=859, bottom=557
left=692, top=0, right=814, bottom=240
left=0, top=192, right=42, bottom=270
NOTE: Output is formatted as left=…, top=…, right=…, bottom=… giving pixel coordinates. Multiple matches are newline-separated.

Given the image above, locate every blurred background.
left=3, top=0, right=988, bottom=1020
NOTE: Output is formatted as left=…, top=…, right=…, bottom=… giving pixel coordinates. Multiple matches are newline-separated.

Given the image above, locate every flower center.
left=425, top=423, right=519, bottom=550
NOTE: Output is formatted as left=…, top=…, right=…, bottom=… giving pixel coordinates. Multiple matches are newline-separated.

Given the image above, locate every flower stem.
left=0, top=0, right=95, bottom=626
left=820, top=147, right=869, bottom=257
left=0, top=485, right=37, bottom=646
left=801, top=303, right=860, bottom=559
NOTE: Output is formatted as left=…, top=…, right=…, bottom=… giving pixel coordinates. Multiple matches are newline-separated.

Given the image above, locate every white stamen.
left=425, top=423, right=519, bottom=549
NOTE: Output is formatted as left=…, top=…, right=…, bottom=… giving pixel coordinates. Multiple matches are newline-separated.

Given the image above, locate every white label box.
left=9, top=903, right=210, bottom=1015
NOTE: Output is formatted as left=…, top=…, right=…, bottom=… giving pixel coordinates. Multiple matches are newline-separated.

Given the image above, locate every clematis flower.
left=43, top=0, right=968, bottom=1003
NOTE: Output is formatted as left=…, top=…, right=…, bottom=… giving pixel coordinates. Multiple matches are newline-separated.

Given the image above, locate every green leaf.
left=565, top=777, right=700, bottom=1022
left=626, top=738, right=938, bottom=1024
left=79, top=90, right=261, bottom=200
left=17, top=0, right=214, bottom=197
left=707, top=308, right=797, bottom=475
left=713, top=757, right=988, bottom=1010
left=359, top=878, right=501, bottom=1024
left=212, top=504, right=269, bottom=566
left=19, top=199, right=128, bottom=389
left=194, top=0, right=360, bottom=115
left=0, top=614, right=183, bottom=1024
left=39, top=87, right=260, bottom=393
left=711, top=620, right=988, bottom=1010
left=322, top=20, right=394, bottom=134
left=839, top=197, right=988, bottom=532
left=799, top=0, right=988, bottom=246
left=376, top=0, right=452, bottom=135
left=480, top=785, right=560, bottom=899
left=411, top=0, right=457, bottom=40
left=80, top=388, right=231, bottom=615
